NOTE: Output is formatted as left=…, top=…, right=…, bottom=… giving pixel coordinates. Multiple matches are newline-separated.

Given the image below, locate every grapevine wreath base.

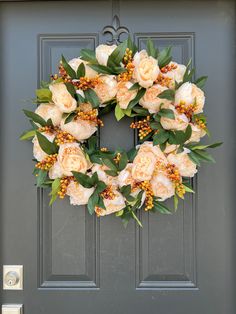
left=20, top=38, right=221, bottom=226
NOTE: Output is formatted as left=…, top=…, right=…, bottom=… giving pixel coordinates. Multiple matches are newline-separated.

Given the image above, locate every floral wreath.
left=20, top=38, right=221, bottom=227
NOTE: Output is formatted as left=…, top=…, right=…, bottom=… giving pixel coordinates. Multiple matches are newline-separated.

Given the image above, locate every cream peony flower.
left=68, top=57, right=97, bottom=79
left=60, top=118, right=97, bottom=142
left=118, top=163, right=136, bottom=188
left=187, top=123, right=206, bottom=143
left=174, top=82, right=205, bottom=114
left=57, top=143, right=90, bottom=177
left=35, top=103, right=63, bottom=126
left=49, top=83, right=77, bottom=113
left=93, top=75, right=117, bottom=104
left=160, top=104, right=189, bottom=131
left=139, top=84, right=172, bottom=113
left=91, top=164, right=118, bottom=187
left=150, top=171, right=175, bottom=201
left=66, top=181, right=95, bottom=206
left=116, top=81, right=137, bottom=109
left=162, top=62, right=186, bottom=89
left=95, top=44, right=117, bottom=66
left=132, top=142, right=167, bottom=181
left=167, top=149, right=197, bottom=177
left=48, top=161, right=63, bottom=179
left=96, top=189, right=125, bottom=216
left=32, top=133, right=55, bottom=162
left=164, top=144, right=178, bottom=154
left=132, top=50, right=160, bottom=88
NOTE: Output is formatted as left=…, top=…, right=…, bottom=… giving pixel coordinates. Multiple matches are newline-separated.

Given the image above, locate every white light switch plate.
left=3, top=265, right=23, bottom=290
left=2, top=304, right=23, bottom=314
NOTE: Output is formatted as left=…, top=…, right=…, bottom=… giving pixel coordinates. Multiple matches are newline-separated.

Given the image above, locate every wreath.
left=20, top=38, right=221, bottom=227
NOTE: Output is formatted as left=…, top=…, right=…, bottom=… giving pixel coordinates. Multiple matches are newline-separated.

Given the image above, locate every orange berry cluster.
left=138, top=180, right=154, bottom=211
left=166, top=163, right=181, bottom=183
left=76, top=109, right=104, bottom=126
left=175, top=182, right=186, bottom=198
left=72, top=76, right=101, bottom=90
left=155, top=74, right=172, bottom=87
left=94, top=206, right=104, bottom=217
left=58, top=64, right=69, bottom=81
left=38, top=125, right=56, bottom=134
left=58, top=176, right=74, bottom=199
left=100, top=185, right=115, bottom=200
left=176, top=101, right=197, bottom=119
left=100, top=147, right=108, bottom=152
left=118, top=48, right=135, bottom=82
left=195, top=117, right=207, bottom=130
left=160, top=63, right=177, bottom=74
left=130, top=116, right=152, bottom=140
left=55, top=130, right=76, bottom=145
left=113, top=152, right=121, bottom=164
left=35, top=154, right=58, bottom=171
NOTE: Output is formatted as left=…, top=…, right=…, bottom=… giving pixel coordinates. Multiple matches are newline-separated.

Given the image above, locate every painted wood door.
left=0, top=1, right=235, bottom=313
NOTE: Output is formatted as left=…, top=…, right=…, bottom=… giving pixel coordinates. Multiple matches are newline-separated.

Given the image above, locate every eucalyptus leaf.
left=61, top=54, right=76, bottom=78
left=84, top=88, right=100, bottom=108
left=23, top=109, right=47, bottom=126
left=36, top=131, right=58, bottom=155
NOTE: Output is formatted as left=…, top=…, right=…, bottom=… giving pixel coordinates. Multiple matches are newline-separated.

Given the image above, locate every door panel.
left=0, top=1, right=235, bottom=314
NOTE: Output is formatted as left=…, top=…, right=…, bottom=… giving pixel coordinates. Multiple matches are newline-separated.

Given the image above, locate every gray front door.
left=0, top=1, right=235, bottom=313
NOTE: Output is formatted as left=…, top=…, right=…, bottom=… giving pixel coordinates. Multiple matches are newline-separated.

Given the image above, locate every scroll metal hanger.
left=102, top=15, right=130, bottom=45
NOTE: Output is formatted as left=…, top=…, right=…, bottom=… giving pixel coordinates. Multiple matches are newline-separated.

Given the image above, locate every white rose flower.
left=116, top=81, right=137, bottom=109
left=49, top=82, right=77, bottom=113
left=132, top=50, right=160, bottom=88
left=162, top=62, right=186, bottom=89
left=91, top=164, right=118, bottom=187
left=118, top=163, right=136, bottom=188
left=160, top=104, right=189, bottom=131
left=48, top=161, right=63, bottom=179
left=60, top=118, right=97, bottom=142
left=139, top=84, right=172, bottom=113
left=150, top=171, right=175, bottom=201
left=93, top=75, right=117, bottom=104
left=32, top=133, right=55, bottom=162
left=187, top=123, right=206, bottom=143
left=132, top=142, right=167, bottom=181
left=66, top=181, right=95, bottom=206
left=57, top=143, right=90, bottom=177
left=35, top=103, right=63, bottom=126
left=68, top=57, right=98, bottom=79
left=174, top=82, right=205, bottom=114
left=95, top=44, right=117, bottom=66
left=167, top=149, right=197, bottom=177
left=95, top=189, right=125, bottom=216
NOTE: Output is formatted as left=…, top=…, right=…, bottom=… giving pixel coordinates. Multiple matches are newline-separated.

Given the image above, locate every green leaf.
left=19, top=129, right=36, bottom=140
left=36, top=169, right=48, bottom=187
left=107, top=40, right=127, bottom=68
left=193, top=149, right=215, bottom=163
left=104, top=170, right=118, bottom=177
left=153, top=200, right=172, bottom=214
left=36, top=89, right=52, bottom=102
left=80, top=49, right=97, bottom=62
left=65, top=112, right=77, bottom=124
left=61, top=54, right=76, bottom=78
left=182, top=183, right=195, bottom=193
left=188, top=142, right=222, bottom=150
left=127, top=35, right=138, bottom=55
left=146, top=38, right=158, bottom=58
left=188, top=151, right=201, bottom=166
left=87, top=191, right=99, bottom=215
left=129, top=83, right=140, bottom=90
left=96, top=181, right=107, bottom=193
left=158, top=108, right=175, bottom=119
left=84, top=88, right=100, bottom=108
left=115, top=104, right=125, bottom=121
left=157, top=47, right=172, bottom=68
left=169, top=125, right=192, bottom=145
left=127, top=88, right=146, bottom=109
left=76, top=62, right=85, bottom=79
left=182, top=59, right=195, bottom=83
left=174, top=194, right=179, bottom=211
left=49, top=178, right=61, bottom=206
left=158, top=89, right=175, bottom=101
left=72, top=171, right=94, bottom=188
left=86, top=136, right=98, bottom=154
left=195, top=76, right=208, bottom=89
left=130, top=210, right=143, bottom=227
left=23, top=109, right=47, bottom=126
left=88, top=63, right=113, bottom=74
left=36, top=131, right=58, bottom=155
left=102, top=158, right=117, bottom=171
left=64, top=82, right=77, bottom=99
left=153, top=130, right=169, bottom=145
left=118, top=152, right=128, bottom=171
left=120, top=185, right=132, bottom=197
left=127, top=147, right=138, bottom=162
